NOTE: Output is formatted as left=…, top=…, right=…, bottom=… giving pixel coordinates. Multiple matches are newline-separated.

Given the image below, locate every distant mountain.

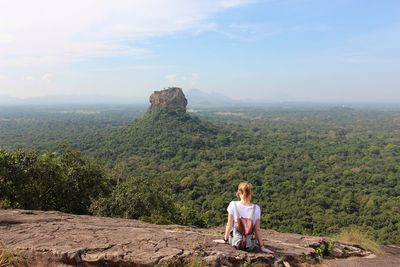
left=0, top=94, right=146, bottom=105
left=185, top=89, right=233, bottom=107
left=0, top=89, right=298, bottom=106
left=184, top=89, right=303, bottom=107
left=25, top=95, right=144, bottom=105
left=0, top=95, right=23, bottom=105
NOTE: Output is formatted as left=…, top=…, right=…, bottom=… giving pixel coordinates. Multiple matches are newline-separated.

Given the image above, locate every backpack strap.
left=233, top=201, right=239, bottom=223
left=251, top=204, right=256, bottom=222
left=234, top=201, right=257, bottom=225
left=250, top=204, right=256, bottom=231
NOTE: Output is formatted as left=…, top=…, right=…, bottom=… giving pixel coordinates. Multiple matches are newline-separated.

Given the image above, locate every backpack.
left=229, top=201, right=257, bottom=251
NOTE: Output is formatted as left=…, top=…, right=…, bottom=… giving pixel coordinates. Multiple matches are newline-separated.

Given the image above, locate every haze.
left=0, top=0, right=399, bottom=103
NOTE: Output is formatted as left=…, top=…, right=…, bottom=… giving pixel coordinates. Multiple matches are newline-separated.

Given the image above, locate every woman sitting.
left=222, top=181, right=273, bottom=253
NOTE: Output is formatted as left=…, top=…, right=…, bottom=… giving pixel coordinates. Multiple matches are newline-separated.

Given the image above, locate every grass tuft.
left=334, top=225, right=382, bottom=254
left=0, top=249, right=27, bottom=267
left=157, top=254, right=206, bottom=267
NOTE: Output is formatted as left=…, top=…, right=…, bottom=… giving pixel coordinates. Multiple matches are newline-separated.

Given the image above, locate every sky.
left=0, top=0, right=399, bottom=102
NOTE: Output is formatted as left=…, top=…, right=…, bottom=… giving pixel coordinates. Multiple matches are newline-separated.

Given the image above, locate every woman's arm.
left=254, top=219, right=263, bottom=246
left=224, top=214, right=234, bottom=241
left=254, top=219, right=274, bottom=253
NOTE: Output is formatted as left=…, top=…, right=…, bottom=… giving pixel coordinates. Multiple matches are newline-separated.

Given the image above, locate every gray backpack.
left=229, top=202, right=257, bottom=251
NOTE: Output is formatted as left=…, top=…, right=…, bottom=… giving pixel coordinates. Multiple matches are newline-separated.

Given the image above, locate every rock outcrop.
left=0, top=209, right=376, bottom=267
left=147, top=87, right=187, bottom=113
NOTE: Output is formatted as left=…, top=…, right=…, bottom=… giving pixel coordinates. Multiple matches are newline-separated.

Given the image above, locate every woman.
left=222, top=182, right=273, bottom=253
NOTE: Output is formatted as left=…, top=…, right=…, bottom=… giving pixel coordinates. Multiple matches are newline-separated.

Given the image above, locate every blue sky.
left=0, top=0, right=399, bottom=102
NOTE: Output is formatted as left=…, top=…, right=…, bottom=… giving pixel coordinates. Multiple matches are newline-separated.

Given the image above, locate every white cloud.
left=41, top=73, right=54, bottom=83
left=219, top=0, right=255, bottom=8
left=23, top=76, right=34, bottom=81
left=165, top=74, right=178, bottom=83
left=0, top=33, right=14, bottom=44
left=88, top=64, right=168, bottom=72
left=181, top=73, right=199, bottom=87
left=165, top=73, right=199, bottom=87
left=193, top=22, right=218, bottom=35
left=228, top=23, right=329, bottom=38
left=0, top=0, right=252, bottom=67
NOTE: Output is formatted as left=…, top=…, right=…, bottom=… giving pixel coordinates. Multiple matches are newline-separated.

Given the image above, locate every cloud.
left=0, top=33, right=14, bottom=44
left=23, top=76, right=34, bottom=81
left=0, top=0, right=253, bottom=67
left=165, top=73, right=198, bottom=87
left=182, top=73, right=199, bottom=87
left=219, top=0, right=256, bottom=8
left=193, top=22, right=218, bottom=35
left=341, top=25, right=400, bottom=65
left=87, top=64, right=170, bottom=72
left=41, top=73, right=54, bottom=83
left=165, top=74, right=178, bottom=83
left=228, top=23, right=329, bottom=39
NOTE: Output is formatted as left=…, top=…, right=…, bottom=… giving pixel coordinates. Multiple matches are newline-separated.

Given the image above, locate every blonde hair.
left=236, top=182, right=253, bottom=200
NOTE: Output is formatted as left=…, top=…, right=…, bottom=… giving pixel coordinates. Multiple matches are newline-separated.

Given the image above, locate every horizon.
left=1, top=89, right=400, bottom=106
left=0, top=1, right=399, bottom=102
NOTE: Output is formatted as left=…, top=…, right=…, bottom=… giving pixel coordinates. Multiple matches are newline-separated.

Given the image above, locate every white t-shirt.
left=227, top=201, right=261, bottom=224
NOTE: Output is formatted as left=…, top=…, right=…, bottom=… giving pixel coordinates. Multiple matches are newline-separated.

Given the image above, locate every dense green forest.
left=0, top=104, right=399, bottom=244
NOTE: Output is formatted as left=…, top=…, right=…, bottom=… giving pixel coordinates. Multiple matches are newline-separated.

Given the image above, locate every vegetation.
left=0, top=104, right=399, bottom=244
left=157, top=254, right=205, bottom=267
left=0, top=148, right=110, bottom=214
left=314, top=241, right=334, bottom=257
left=334, top=225, right=381, bottom=254
left=89, top=176, right=176, bottom=223
left=0, top=249, right=27, bottom=267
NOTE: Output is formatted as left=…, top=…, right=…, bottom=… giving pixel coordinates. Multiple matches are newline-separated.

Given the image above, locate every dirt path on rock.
left=325, top=245, right=400, bottom=267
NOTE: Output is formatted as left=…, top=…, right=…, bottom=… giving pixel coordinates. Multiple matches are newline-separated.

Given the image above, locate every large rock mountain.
left=147, top=87, right=188, bottom=113
left=83, top=86, right=224, bottom=161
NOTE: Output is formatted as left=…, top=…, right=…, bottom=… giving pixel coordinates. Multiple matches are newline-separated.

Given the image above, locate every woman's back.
left=219, top=181, right=274, bottom=254
left=227, top=200, right=261, bottom=224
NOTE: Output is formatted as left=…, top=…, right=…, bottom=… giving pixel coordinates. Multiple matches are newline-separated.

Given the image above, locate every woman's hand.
left=260, top=247, right=274, bottom=254
left=212, top=239, right=228, bottom=244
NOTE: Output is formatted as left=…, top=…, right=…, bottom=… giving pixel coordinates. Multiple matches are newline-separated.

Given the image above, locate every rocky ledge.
left=0, top=209, right=372, bottom=267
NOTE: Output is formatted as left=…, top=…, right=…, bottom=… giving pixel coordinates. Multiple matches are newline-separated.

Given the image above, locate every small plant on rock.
left=0, top=249, right=27, bottom=267
left=244, top=258, right=252, bottom=267
left=314, top=240, right=334, bottom=257
left=300, top=252, right=308, bottom=262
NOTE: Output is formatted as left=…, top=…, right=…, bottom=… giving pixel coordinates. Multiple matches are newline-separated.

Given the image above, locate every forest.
left=0, top=104, right=399, bottom=244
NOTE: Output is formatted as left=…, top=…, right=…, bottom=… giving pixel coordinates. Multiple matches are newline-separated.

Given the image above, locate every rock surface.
left=326, top=245, right=400, bottom=267
left=0, top=209, right=373, bottom=267
left=148, top=87, right=187, bottom=113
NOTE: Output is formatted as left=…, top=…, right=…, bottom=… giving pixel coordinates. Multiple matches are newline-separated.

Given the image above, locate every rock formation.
left=0, top=209, right=378, bottom=267
left=147, top=87, right=188, bottom=113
